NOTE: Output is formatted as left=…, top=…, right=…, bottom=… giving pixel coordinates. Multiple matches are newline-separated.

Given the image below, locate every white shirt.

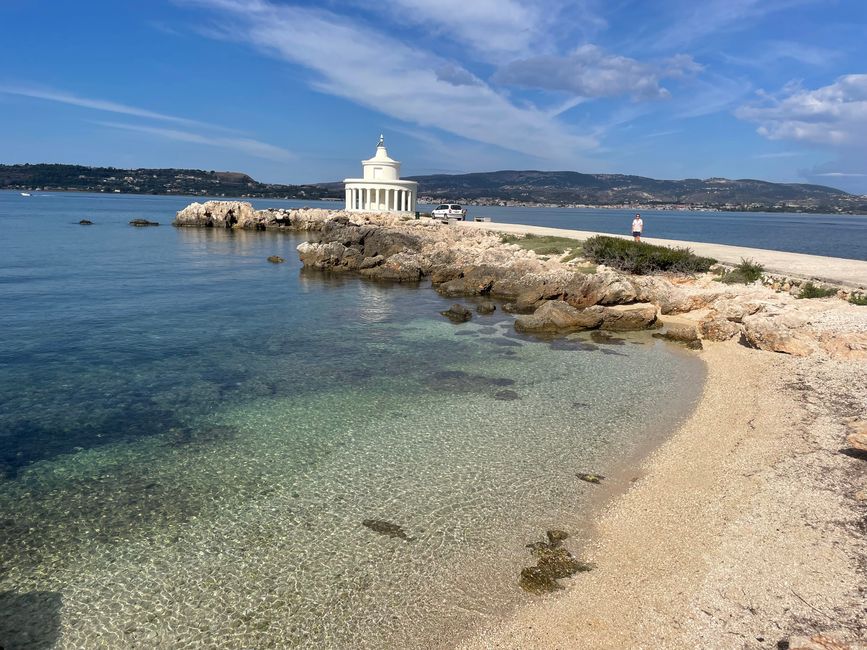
left=632, top=217, right=643, bottom=232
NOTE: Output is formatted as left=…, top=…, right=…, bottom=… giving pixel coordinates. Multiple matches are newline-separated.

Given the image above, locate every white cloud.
left=813, top=172, right=866, bottom=177
left=434, top=64, right=483, bottom=87
left=97, top=121, right=294, bottom=161
left=185, top=0, right=595, bottom=161
left=0, top=84, right=221, bottom=130
left=377, top=0, right=543, bottom=58
left=645, top=0, right=818, bottom=52
left=493, top=45, right=701, bottom=99
left=736, top=74, right=867, bottom=146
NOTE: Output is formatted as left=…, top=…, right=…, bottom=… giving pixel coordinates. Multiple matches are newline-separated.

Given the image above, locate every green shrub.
left=849, top=293, right=867, bottom=306
left=500, top=233, right=582, bottom=256
left=797, top=282, right=837, bottom=299
left=581, top=235, right=716, bottom=275
left=719, top=258, right=765, bottom=284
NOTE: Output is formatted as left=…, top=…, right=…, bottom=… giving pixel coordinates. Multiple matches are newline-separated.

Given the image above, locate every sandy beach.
left=461, top=341, right=866, bottom=649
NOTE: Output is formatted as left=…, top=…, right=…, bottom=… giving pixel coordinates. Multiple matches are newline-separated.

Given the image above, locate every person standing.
left=631, top=213, right=643, bottom=242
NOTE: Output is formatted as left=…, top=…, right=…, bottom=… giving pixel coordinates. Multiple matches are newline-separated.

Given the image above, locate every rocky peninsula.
left=175, top=201, right=867, bottom=648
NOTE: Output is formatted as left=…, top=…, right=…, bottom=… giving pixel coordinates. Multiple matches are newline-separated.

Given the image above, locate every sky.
left=1, top=0, right=866, bottom=193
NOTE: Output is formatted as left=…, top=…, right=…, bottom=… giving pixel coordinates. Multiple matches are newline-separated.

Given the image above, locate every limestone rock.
left=599, top=303, right=658, bottom=331
left=659, top=322, right=700, bottom=342
left=129, top=219, right=159, bottom=227
left=359, top=255, right=384, bottom=270
left=361, top=252, right=423, bottom=282
left=515, top=301, right=603, bottom=333
left=267, top=255, right=285, bottom=264
left=787, top=632, right=863, bottom=650
left=173, top=200, right=256, bottom=228
left=477, top=301, right=496, bottom=314
left=743, top=314, right=817, bottom=356
left=847, top=432, right=867, bottom=453
left=700, top=317, right=742, bottom=341
left=820, top=332, right=867, bottom=360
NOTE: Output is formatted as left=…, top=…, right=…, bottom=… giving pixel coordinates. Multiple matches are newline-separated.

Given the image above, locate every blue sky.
left=1, top=0, right=866, bottom=193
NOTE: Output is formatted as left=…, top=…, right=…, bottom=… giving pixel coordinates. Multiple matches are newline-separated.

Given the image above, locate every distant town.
left=3, top=163, right=866, bottom=214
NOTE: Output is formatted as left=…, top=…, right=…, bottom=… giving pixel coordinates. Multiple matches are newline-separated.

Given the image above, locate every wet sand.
left=460, top=342, right=866, bottom=649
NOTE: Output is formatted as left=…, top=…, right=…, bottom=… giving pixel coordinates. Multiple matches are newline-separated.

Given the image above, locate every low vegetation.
left=500, top=233, right=582, bottom=256
left=718, top=258, right=765, bottom=284
left=797, top=282, right=837, bottom=299
left=581, top=235, right=716, bottom=275
left=849, top=293, right=867, bottom=306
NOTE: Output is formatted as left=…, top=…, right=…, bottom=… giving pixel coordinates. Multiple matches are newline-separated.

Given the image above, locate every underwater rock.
left=548, top=338, right=598, bottom=352
left=520, top=530, right=594, bottom=594
left=519, top=566, right=563, bottom=594
left=590, top=331, right=626, bottom=345
left=577, top=472, right=605, bottom=484
left=546, top=529, right=569, bottom=546
left=441, top=304, right=472, bottom=322
left=267, top=255, right=285, bottom=264
left=78, top=219, right=93, bottom=225
left=362, top=519, right=414, bottom=541
left=494, top=389, right=520, bottom=401
left=129, top=219, right=159, bottom=226
left=477, top=301, right=497, bottom=314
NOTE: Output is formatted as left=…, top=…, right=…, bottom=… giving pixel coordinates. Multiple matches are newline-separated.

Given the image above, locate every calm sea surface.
left=0, top=191, right=706, bottom=648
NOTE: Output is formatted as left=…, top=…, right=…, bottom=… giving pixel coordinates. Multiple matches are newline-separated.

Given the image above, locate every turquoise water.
left=0, top=192, right=703, bottom=648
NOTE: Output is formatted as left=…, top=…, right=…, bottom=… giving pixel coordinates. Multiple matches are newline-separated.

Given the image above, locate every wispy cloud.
left=494, top=45, right=701, bottom=99
left=736, top=74, right=867, bottom=146
left=0, top=84, right=222, bottom=131
left=644, top=0, right=819, bottom=52
left=722, top=40, right=841, bottom=68
left=814, top=172, right=866, bottom=177
left=97, top=121, right=294, bottom=161
left=753, top=151, right=802, bottom=159
left=183, top=0, right=596, bottom=162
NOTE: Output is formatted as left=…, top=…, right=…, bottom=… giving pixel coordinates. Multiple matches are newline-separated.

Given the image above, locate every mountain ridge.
left=2, top=163, right=865, bottom=213
left=403, top=169, right=863, bottom=213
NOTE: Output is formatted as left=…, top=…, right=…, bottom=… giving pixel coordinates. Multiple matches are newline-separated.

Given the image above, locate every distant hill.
left=0, top=164, right=341, bottom=200
left=4, top=164, right=865, bottom=213
left=403, top=170, right=867, bottom=214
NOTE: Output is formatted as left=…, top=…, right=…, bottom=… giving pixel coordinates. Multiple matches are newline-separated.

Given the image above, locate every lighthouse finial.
left=377, top=133, right=384, bottom=148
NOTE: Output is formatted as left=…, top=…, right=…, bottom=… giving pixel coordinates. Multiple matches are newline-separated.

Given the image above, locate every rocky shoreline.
left=174, top=201, right=867, bottom=647
left=174, top=201, right=867, bottom=360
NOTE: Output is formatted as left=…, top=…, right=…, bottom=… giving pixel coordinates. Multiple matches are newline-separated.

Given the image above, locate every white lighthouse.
left=344, top=135, right=418, bottom=213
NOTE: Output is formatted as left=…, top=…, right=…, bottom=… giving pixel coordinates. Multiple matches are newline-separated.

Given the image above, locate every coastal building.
left=344, top=135, right=417, bottom=213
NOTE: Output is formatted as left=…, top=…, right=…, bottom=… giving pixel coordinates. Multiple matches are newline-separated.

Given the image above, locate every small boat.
left=20, top=192, right=31, bottom=197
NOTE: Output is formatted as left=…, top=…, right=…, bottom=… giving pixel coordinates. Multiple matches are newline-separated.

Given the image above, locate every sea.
left=0, top=189, right=773, bottom=649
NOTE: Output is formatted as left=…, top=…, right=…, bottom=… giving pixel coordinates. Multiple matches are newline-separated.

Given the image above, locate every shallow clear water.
left=0, top=192, right=704, bottom=648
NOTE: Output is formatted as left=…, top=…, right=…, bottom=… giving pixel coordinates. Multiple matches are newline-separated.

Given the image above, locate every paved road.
left=454, top=220, right=867, bottom=289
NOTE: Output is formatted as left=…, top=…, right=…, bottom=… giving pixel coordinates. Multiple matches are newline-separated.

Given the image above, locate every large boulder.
left=742, top=313, right=817, bottom=356
left=598, top=303, right=658, bottom=331
left=515, top=301, right=603, bottom=333
left=360, top=252, right=423, bottom=282
left=564, top=271, right=638, bottom=309
left=700, top=317, right=743, bottom=341
left=297, top=241, right=350, bottom=270
left=173, top=201, right=257, bottom=228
